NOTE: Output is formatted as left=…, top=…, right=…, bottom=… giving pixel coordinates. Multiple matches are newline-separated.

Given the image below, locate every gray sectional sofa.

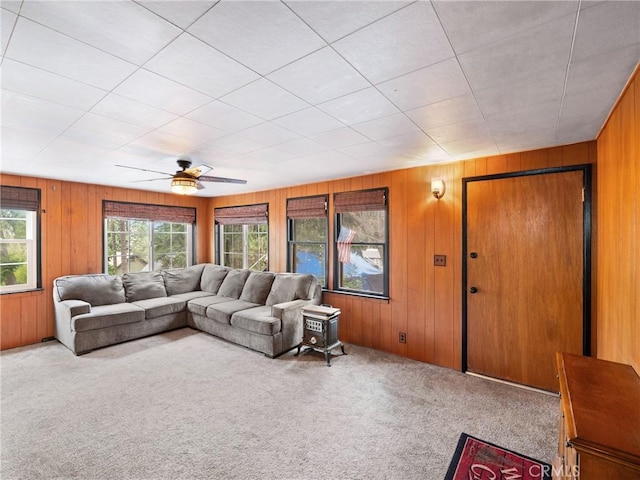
left=53, top=264, right=321, bottom=357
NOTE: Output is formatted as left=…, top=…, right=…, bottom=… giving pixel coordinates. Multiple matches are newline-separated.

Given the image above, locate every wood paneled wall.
left=212, top=142, right=596, bottom=369
left=0, top=175, right=211, bottom=350
left=596, top=64, right=639, bottom=371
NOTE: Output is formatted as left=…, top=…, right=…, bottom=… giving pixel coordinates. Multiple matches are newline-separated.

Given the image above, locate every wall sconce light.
left=431, top=178, right=446, bottom=199
left=171, top=177, right=198, bottom=195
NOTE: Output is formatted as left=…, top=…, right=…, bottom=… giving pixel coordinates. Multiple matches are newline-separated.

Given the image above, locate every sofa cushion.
left=132, top=297, right=186, bottom=320
left=206, top=299, right=260, bottom=325
left=217, top=269, right=251, bottom=299
left=231, top=306, right=281, bottom=336
left=71, top=303, right=145, bottom=332
left=187, top=295, right=235, bottom=317
left=163, top=264, right=205, bottom=295
left=265, top=273, right=315, bottom=306
left=122, top=271, right=167, bottom=302
left=200, top=264, right=231, bottom=294
left=170, top=291, right=215, bottom=302
left=55, top=274, right=125, bottom=306
left=240, top=271, right=275, bottom=304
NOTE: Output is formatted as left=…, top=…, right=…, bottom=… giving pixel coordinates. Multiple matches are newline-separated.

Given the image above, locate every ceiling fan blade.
left=130, top=176, right=173, bottom=183
left=199, top=175, right=247, bottom=184
left=116, top=164, right=172, bottom=176
left=195, top=180, right=205, bottom=190
left=184, top=164, right=212, bottom=178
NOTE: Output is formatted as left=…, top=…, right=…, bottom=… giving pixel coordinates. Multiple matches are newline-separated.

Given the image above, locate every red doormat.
left=445, top=433, right=551, bottom=480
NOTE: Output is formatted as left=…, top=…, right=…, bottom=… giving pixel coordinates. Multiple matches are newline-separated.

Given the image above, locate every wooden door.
left=465, top=169, right=587, bottom=392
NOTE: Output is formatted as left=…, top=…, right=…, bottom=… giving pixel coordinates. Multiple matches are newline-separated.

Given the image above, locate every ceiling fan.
left=116, top=159, right=247, bottom=195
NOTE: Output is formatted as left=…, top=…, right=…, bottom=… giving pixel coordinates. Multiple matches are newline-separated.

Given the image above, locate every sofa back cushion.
left=266, top=273, right=315, bottom=306
left=163, top=264, right=205, bottom=295
left=239, top=271, right=276, bottom=304
left=122, top=271, right=167, bottom=302
left=217, top=269, right=251, bottom=299
left=55, top=274, right=125, bottom=306
left=201, top=264, right=231, bottom=294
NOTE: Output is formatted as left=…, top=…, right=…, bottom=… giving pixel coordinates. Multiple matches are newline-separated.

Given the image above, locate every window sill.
left=322, top=288, right=389, bottom=302
left=0, top=287, right=44, bottom=296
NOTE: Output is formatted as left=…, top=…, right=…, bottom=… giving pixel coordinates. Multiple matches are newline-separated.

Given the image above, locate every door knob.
left=469, top=287, right=478, bottom=294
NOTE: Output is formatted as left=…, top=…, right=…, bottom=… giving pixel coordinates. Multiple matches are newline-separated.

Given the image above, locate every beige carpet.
left=1, top=328, right=558, bottom=479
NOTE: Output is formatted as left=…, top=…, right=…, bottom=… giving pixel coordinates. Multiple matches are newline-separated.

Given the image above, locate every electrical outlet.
left=399, top=332, right=407, bottom=344
left=434, top=254, right=446, bottom=266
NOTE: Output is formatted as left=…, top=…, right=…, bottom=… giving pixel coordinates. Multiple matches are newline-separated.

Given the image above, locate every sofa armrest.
left=271, top=299, right=310, bottom=322
left=55, top=299, right=91, bottom=323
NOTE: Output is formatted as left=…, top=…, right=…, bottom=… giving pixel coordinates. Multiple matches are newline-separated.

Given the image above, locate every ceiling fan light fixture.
left=171, top=177, right=197, bottom=195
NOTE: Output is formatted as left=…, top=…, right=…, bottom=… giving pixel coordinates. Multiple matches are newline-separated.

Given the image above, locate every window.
left=104, top=201, right=195, bottom=274
left=334, top=188, right=388, bottom=296
left=0, top=186, right=40, bottom=293
left=215, top=203, right=268, bottom=271
left=287, top=195, right=328, bottom=287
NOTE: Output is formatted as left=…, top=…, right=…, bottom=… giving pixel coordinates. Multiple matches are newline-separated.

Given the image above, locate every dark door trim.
left=461, top=164, right=592, bottom=372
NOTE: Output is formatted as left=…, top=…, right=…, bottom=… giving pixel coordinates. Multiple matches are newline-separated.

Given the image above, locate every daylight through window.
left=215, top=204, right=269, bottom=271
left=287, top=195, right=328, bottom=287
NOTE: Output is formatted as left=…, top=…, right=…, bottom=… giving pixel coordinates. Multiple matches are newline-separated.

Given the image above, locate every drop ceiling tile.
left=571, top=1, right=640, bottom=62
left=458, top=14, right=574, bottom=92
left=333, top=2, right=454, bottom=84
left=351, top=113, right=419, bottom=141
left=309, top=126, right=370, bottom=149
left=220, top=79, right=309, bottom=120
left=433, top=1, right=578, bottom=55
left=1, top=2, right=21, bottom=14
left=1, top=8, right=16, bottom=55
left=1, top=59, right=107, bottom=110
left=128, top=130, right=205, bottom=157
left=158, top=117, right=228, bottom=145
left=144, top=34, right=259, bottom=98
left=138, top=1, right=217, bottom=30
left=70, top=112, right=151, bottom=142
left=439, top=135, right=498, bottom=159
left=493, top=129, right=557, bottom=154
left=425, top=118, right=492, bottom=145
left=1, top=127, right=55, bottom=163
left=185, top=101, right=263, bottom=132
left=19, top=0, right=180, bottom=65
left=238, top=123, right=301, bottom=146
left=91, top=94, right=178, bottom=129
left=486, top=102, right=559, bottom=137
left=4, top=17, right=137, bottom=90
left=61, top=127, right=130, bottom=151
left=286, top=1, right=412, bottom=43
left=1, top=90, right=84, bottom=135
left=273, top=107, right=345, bottom=137
left=267, top=47, right=369, bottom=104
left=339, top=141, right=392, bottom=161
left=188, top=1, right=325, bottom=75
left=275, top=138, right=330, bottom=157
left=206, top=134, right=266, bottom=156
left=230, top=147, right=297, bottom=165
left=318, top=88, right=399, bottom=124
left=555, top=123, right=601, bottom=146
left=377, top=131, right=435, bottom=150
left=113, top=69, right=213, bottom=116
left=406, top=94, right=482, bottom=131
left=33, top=138, right=111, bottom=167
left=377, top=58, right=471, bottom=111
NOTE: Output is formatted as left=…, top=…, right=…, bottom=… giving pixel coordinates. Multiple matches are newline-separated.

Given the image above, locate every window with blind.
left=0, top=186, right=41, bottom=293
left=214, top=203, right=268, bottom=271
left=334, top=188, right=388, bottom=296
left=286, top=195, right=328, bottom=287
left=103, top=201, right=196, bottom=274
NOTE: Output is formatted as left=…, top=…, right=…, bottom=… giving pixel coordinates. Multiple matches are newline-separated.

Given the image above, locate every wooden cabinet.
left=555, top=352, right=640, bottom=479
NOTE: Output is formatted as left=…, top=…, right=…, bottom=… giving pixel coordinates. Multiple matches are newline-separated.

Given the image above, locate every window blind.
left=286, top=195, right=327, bottom=219
left=334, top=188, right=386, bottom=213
left=0, top=186, right=40, bottom=211
left=214, top=203, right=268, bottom=225
left=103, top=201, right=196, bottom=224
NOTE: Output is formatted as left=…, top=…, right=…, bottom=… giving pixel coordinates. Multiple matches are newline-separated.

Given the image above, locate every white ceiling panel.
left=286, top=1, right=411, bottom=43
left=138, top=1, right=217, bottom=30
left=1, top=59, right=107, bottom=110
left=273, top=107, right=345, bottom=137
left=433, top=1, right=578, bottom=55
left=188, top=1, right=326, bottom=75
left=318, top=87, right=399, bottom=124
left=267, top=47, right=369, bottom=104
left=19, top=0, right=181, bottom=65
left=144, top=34, right=259, bottom=98
left=333, top=2, right=454, bottom=84
left=113, top=69, right=213, bottom=116
left=0, top=1, right=637, bottom=196
left=185, top=101, right=263, bottom=132
left=220, top=78, right=309, bottom=120
left=90, top=94, right=178, bottom=129
left=4, top=17, right=137, bottom=90
left=377, top=58, right=471, bottom=111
